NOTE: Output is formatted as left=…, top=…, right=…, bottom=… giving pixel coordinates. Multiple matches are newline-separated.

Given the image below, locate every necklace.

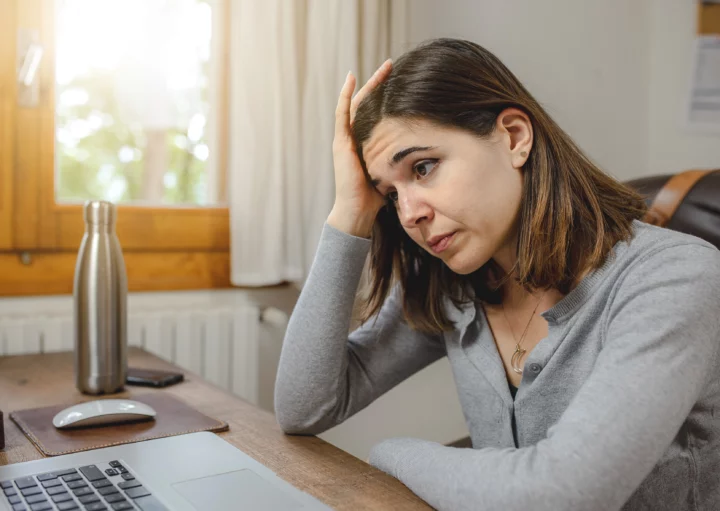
left=501, top=290, right=547, bottom=374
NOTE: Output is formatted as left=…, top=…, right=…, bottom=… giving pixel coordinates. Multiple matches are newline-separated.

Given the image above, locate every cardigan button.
left=529, top=363, right=542, bottom=373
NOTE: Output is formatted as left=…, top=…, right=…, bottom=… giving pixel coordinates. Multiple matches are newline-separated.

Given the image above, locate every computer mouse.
left=52, top=399, right=157, bottom=429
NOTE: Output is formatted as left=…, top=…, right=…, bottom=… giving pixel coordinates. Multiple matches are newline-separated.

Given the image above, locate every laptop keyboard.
left=1, top=460, right=168, bottom=511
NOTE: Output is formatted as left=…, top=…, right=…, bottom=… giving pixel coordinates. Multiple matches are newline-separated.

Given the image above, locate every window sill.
left=0, top=250, right=231, bottom=296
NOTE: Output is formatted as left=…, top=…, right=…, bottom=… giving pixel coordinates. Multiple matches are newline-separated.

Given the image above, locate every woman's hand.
left=327, top=59, right=392, bottom=238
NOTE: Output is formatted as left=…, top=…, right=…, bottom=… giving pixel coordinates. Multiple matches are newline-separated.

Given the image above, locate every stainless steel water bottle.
left=73, top=200, right=128, bottom=394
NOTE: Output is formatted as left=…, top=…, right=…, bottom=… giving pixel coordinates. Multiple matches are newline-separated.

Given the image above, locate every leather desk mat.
left=10, top=393, right=228, bottom=457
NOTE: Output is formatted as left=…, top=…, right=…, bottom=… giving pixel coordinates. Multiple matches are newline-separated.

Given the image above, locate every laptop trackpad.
left=172, top=469, right=305, bottom=510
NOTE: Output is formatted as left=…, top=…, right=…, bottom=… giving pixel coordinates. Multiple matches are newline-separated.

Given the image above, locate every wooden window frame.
left=1, top=0, right=232, bottom=296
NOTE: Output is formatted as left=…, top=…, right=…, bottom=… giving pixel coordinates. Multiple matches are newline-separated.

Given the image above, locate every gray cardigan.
left=274, top=220, right=720, bottom=511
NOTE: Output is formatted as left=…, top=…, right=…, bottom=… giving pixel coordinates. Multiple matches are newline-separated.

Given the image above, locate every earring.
left=520, top=151, right=528, bottom=158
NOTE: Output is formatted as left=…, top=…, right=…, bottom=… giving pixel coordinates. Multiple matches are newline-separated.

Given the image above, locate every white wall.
left=646, top=0, right=720, bottom=176
left=319, top=358, right=468, bottom=460
left=407, top=0, right=651, bottom=181
left=407, top=0, right=719, bottom=181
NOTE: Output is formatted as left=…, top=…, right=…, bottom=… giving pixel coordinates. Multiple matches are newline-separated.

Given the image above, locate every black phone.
left=126, top=367, right=184, bottom=388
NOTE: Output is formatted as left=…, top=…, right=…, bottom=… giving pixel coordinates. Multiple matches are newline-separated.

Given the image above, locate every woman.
left=274, top=38, right=720, bottom=510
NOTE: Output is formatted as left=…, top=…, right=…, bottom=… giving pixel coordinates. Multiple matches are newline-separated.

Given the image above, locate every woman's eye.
left=384, top=160, right=438, bottom=203
left=413, top=159, right=438, bottom=178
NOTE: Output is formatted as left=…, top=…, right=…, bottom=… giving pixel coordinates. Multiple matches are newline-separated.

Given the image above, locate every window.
left=0, top=0, right=231, bottom=296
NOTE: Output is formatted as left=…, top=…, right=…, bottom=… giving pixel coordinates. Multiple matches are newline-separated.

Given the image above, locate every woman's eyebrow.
left=389, top=146, right=435, bottom=167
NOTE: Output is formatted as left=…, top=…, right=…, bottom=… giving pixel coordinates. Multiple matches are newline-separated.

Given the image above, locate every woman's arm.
left=274, top=222, right=446, bottom=435
left=368, top=243, right=720, bottom=511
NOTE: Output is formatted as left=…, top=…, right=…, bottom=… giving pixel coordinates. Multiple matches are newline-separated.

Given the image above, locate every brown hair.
left=351, top=38, right=647, bottom=334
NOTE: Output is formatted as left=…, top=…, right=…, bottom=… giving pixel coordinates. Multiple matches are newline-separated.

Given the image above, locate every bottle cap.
left=84, top=200, right=116, bottom=226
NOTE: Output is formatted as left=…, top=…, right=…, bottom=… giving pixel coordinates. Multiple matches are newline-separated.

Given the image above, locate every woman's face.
left=362, top=110, right=532, bottom=275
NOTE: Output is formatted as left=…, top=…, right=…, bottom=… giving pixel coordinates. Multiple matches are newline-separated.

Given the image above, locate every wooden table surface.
left=0, top=348, right=431, bottom=510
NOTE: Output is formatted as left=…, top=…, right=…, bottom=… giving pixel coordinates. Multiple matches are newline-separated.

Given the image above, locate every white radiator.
left=0, top=302, right=283, bottom=406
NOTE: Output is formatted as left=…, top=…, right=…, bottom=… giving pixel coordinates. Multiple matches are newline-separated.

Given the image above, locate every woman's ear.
left=496, top=108, right=533, bottom=169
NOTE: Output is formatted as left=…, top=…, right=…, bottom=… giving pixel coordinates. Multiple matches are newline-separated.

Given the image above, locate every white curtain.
left=228, top=0, right=408, bottom=287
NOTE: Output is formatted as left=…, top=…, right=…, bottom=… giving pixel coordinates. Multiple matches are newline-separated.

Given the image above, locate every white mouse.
left=52, top=399, right=157, bottom=429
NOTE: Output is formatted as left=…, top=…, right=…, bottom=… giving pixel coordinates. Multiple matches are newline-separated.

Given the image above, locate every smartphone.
left=126, top=367, right=184, bottom=388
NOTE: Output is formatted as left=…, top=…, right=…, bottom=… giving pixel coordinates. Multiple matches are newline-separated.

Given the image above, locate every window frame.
left=0, top=0, right=232, bottom=296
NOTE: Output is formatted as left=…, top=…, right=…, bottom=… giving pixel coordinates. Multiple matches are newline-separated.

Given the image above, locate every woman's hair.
left=351, top=38, right=647, bottom=334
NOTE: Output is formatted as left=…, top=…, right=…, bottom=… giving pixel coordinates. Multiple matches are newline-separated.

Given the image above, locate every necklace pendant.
left=511, top=345, right=526, bottom=374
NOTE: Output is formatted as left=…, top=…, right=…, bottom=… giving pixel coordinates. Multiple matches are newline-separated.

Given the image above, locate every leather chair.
left=625, top=169, right=720, bottom=249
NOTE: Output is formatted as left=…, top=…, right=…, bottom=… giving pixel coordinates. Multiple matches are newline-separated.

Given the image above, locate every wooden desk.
left=0, top=348, right=431, bottom=510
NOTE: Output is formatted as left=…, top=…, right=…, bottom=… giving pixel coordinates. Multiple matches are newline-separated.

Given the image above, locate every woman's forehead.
left=363, top=119, right=439, bottom=172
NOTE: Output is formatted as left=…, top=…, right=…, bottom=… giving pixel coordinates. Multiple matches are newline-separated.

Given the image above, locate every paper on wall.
left=686, top=35, right=720, bottom=133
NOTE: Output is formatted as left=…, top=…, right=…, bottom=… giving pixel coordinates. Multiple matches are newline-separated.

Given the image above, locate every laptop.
left=0, top=432, right=333, bottom=511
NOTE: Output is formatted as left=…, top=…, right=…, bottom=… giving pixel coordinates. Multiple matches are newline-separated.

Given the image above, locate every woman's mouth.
left=429, top=232, right=456, bottom=254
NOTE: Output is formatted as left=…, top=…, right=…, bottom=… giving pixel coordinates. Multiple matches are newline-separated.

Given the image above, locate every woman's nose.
left=397, top=190, right=433, bottom=227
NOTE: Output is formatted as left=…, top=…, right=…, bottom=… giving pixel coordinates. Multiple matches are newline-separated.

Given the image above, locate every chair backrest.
left=625, top=169, right=720, bottom=250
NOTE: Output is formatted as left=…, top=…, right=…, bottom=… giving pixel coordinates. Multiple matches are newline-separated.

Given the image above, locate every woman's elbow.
left=274, top=390, right=336, bottom=436
left=274, top=408, right=330, bottom=436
